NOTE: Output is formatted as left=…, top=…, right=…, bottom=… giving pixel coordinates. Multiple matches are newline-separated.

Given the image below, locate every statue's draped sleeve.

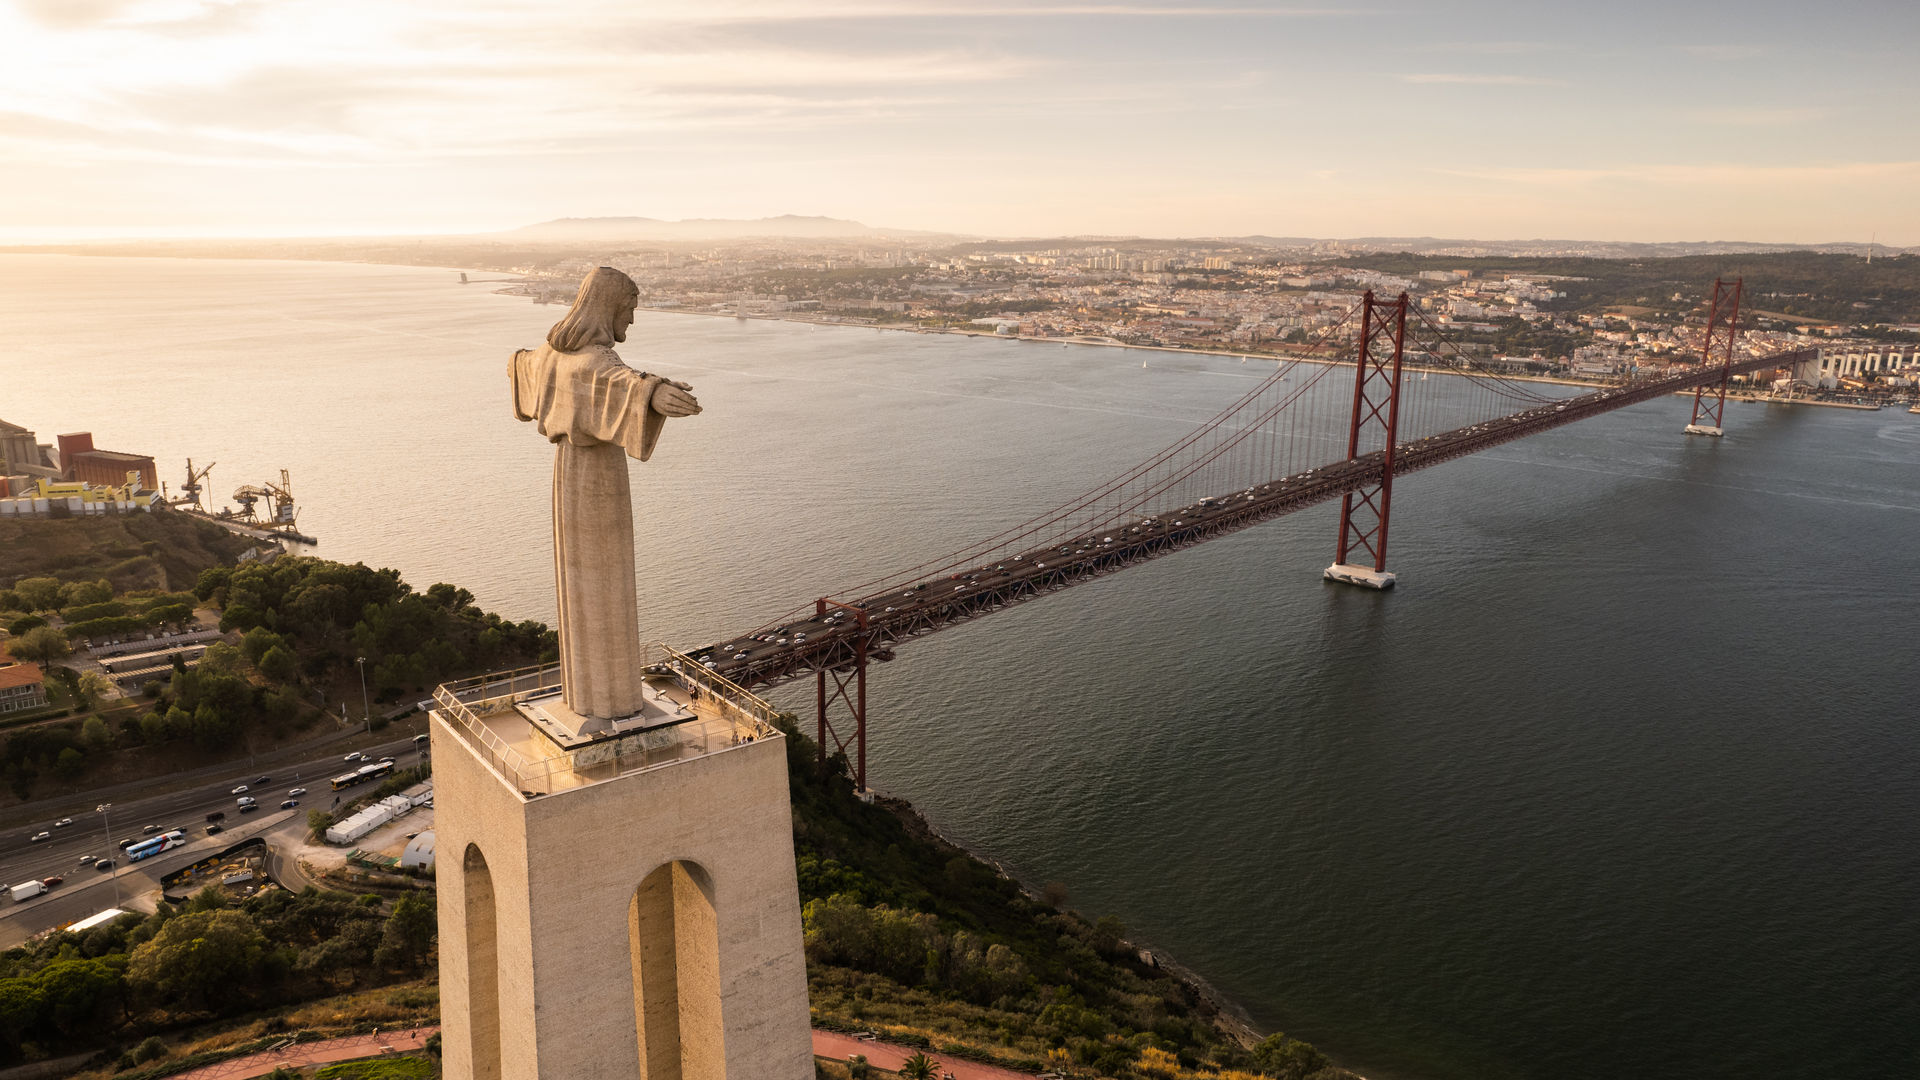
left=510, top=344, right=669, bottom=461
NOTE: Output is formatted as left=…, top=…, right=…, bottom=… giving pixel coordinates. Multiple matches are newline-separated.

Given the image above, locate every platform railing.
left=431, top=646, right=781, bottom=796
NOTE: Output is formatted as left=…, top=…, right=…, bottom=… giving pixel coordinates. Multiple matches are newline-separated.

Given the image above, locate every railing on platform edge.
left=430, top=646, right=783, bottom=797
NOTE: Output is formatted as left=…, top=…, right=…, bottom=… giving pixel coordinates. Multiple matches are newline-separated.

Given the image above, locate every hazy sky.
left=3, top=0, right=1916, bottom=243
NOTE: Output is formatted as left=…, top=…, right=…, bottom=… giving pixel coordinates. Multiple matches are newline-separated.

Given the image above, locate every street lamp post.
left=355, top=656, right=371, bottom=736
left=95, top=802, right=120, bottom=909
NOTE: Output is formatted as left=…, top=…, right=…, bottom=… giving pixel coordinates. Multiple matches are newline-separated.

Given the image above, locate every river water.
left=3, top=254, right=1915, bottom=1080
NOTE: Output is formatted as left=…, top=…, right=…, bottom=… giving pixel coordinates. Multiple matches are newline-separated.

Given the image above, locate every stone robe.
left=510, top=343, right=668, bottom=721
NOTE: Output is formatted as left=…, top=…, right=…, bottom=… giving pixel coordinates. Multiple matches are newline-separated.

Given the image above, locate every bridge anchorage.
left=695, top=279, right=1790, bottom=792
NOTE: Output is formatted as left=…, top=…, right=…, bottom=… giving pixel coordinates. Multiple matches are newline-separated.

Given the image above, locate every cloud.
left=1677, top=44, right=1770, bottom=61
left=1417, top=41, right=1556, bottom=55
left=1427, top=161, right=1920, bottom=189
left=626, top=1, right=1357, bottom=17
left=1686, top=107, right=1826, bottom=128
left=1399, top=73, right=1561, bottom=86
left=12, top=0, right=138, bottom=28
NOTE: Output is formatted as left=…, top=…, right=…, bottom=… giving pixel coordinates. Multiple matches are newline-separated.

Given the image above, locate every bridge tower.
left=1684, top=277, right=1744, bottom=437
left=1325, top=291, right=1410, bottom=590
left=815, top=598, right=873, bottom=797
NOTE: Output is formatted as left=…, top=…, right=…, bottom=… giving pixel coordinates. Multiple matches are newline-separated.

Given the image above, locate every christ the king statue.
left=509, top=267, right=701, bottom=723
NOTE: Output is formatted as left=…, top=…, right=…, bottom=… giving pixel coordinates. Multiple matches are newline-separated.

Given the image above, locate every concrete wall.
left=433, top=711, right=813, bottom=1080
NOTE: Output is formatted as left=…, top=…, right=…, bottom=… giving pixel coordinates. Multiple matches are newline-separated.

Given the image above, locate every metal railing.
left=431, top=646, right=781, bottom=797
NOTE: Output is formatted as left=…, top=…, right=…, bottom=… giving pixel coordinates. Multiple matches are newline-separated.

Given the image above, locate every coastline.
left=873, top=792, right=1276, bottom=1055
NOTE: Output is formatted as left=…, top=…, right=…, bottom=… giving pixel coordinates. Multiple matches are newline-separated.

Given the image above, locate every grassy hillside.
left=0, top=510, right=256, bottom=593
left=782, top=721, right=1352, bottom=1080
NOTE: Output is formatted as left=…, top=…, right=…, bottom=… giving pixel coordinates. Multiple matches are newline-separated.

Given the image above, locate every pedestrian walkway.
left=812, top=1029, right=1038, bottom=1080
left=151, top=1026, right=1037, bottom=1080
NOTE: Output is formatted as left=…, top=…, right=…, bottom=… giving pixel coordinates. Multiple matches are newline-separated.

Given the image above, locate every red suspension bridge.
left=687, top=279, right=1803, bottom=790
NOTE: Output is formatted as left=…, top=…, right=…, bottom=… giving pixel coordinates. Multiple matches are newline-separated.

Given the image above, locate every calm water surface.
left=2, top=255, right=1916, bottom=1080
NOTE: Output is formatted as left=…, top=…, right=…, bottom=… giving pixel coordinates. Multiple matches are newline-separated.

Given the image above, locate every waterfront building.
left=0, top=418, right=58, bottom=481
left=0, top=476, right=162, bottom=517
left=56, top=432, right=158, bottom=490
left=0, top=662, right=48, bottom=715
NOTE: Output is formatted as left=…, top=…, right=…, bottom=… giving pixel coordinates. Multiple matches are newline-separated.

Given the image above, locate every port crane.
left=174, top=458, right=215, bottom=509
left=231, top=468, right=298, bottom=527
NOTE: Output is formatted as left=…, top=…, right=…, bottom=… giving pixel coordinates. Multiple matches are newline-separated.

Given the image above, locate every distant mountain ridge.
left=506, top=215, right=948, bottom=241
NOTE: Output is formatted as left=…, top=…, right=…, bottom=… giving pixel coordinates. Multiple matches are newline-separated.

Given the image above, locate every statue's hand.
left=652, top=381, right=702, bottom=418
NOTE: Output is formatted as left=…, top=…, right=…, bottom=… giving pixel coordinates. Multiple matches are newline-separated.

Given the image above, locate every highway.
left=0, top=733, right=429, bottom=939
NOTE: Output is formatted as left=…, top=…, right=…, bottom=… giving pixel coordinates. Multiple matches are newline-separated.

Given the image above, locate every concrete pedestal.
left=433, top=702, right=813, bottom=1080
left=1683, top=424, right=1725, bottom=437
left=1324, top=563, right=1397, bottom=589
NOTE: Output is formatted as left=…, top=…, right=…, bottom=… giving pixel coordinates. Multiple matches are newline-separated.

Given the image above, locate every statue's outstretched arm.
left=651, top=379, right=701, bottom=418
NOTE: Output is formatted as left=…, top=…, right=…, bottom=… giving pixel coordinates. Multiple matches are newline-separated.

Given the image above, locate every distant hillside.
left=0, top=508, right=256, bottom=593
left=1243, top=236, right=1915, bottom=259
left=507, top=214, right=946, bottom=242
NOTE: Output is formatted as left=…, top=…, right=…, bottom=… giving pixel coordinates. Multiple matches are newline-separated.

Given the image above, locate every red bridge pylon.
left=1325, top=290, right=1409, bottom=590
left=1685, top=277, right=1744, bottom=437
left=814, top=597, right=871, bottom=797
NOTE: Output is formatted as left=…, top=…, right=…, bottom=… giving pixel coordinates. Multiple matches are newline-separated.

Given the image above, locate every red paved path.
left=812, top=1029, right=1038, bottom=1080
left=160, top=1025, right=1038, bottom=1079
left=167, top=1027, right=438, bottom=1079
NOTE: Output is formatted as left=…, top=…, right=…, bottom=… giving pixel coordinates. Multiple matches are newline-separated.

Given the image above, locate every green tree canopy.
left=6, top=625, right=69, bottom=664
left=12, top=577, right=63, bottom=612
left=125, top=909, right=272, bottom=1009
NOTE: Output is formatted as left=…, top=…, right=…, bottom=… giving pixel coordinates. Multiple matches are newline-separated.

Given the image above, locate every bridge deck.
left=695, top=349, right=1811, bottom=690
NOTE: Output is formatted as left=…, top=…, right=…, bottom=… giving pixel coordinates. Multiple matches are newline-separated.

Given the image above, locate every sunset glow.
left=3, top=0, right=1916, bottom=242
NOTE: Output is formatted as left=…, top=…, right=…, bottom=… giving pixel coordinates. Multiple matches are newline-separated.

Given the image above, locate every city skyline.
left=2, top=0, right=1916, bottom=245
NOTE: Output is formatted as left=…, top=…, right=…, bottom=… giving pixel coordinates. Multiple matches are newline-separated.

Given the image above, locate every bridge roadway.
left=694, top=349, right=1812, bottom=690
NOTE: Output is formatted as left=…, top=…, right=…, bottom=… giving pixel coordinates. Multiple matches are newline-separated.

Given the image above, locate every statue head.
left=546, top=266, right=640, bottom=353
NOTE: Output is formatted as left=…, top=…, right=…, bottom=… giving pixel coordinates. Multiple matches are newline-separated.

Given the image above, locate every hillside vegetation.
left=0, top=510, right=256, bottom=594
left=1320, top=251, right=1920, bottom=327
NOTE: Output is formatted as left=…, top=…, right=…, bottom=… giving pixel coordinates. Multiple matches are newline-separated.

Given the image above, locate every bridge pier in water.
left=1684, top=278, right=1744, bottom=438
left=1325, top=290, right=1409, bottom=591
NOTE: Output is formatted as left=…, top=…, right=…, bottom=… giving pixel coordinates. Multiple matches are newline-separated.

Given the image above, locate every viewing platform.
left=429, top=646, right=781, bottom=798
